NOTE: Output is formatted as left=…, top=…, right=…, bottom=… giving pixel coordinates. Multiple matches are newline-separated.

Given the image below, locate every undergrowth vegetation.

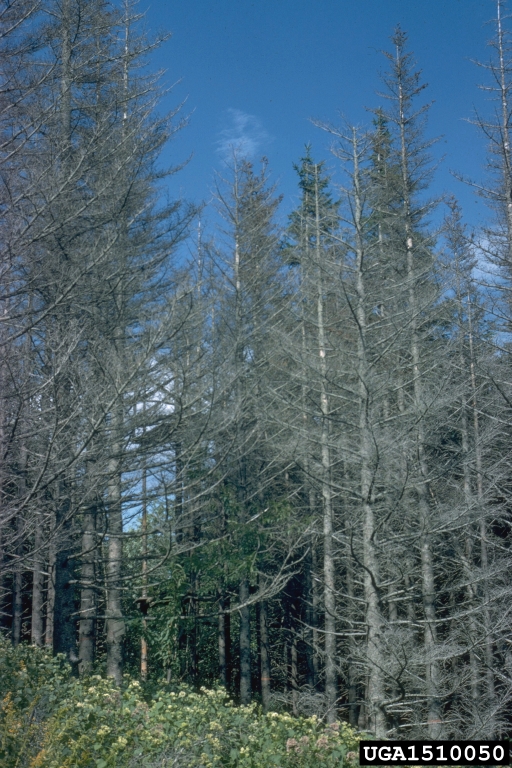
left=0, top=638, right=362, bottom=768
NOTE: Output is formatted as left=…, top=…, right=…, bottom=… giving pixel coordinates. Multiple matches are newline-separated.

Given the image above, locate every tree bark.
left=31, top=509, right=44, bottom=646
left=260, top=597, right=271, bottom=712
left=312, top=165, right=337, bottom=723
left=395, top=40, right=441, bottom=734
left=346, top=529, right=358, bottom=726
left=468, top=298, right=496, bottom=730
left=239, top=577, right=251, bottom=705
left=352, top=131, right=386, bottom=736
left=218, top=591, right=231, bottom=689
left=106, top=433, right=124, bottom=685
left=12, top=516, right=23, bottom=647
left=45, top=523, right=56, bottom=648
left=305, top=543, right=319, bottom=689
left=78, top=503, right=96, bottom=675
left=53, top=491, right=77, bottom=667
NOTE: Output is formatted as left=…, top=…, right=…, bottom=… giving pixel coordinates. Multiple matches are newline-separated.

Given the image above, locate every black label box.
left=359, top=741, right=510, bottom=766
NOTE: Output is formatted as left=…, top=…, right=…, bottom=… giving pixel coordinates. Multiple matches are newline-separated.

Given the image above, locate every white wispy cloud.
left=472, top=235, right=504, bottom=285
left=216, top=108, right=271, bottom=160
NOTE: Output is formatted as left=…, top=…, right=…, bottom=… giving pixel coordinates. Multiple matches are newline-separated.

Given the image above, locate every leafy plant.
left=0, top=639, right=363, bottom=768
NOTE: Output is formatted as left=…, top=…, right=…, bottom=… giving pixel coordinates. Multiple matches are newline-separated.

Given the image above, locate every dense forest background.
left=2, top=0, right=512, bottom=741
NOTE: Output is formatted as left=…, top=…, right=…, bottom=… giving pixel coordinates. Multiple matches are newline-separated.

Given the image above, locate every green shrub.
left=0, top=638, right=363, bottom=768
left=0, top=635, right=72, bottom=768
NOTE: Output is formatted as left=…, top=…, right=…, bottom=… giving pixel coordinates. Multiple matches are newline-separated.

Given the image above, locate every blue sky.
left=143, top=0, right=500, bottom=229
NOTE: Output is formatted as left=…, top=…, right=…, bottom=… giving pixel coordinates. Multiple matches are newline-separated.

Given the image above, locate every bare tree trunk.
left=454, top=274, right=480, bottom=716
left=301, top=313, right=319, bottom=692
left=106, top=432, right=124, bottom=684
left=13, top=435, right=28, bottom=646
left=405, top=233, right=442, bottom=736
left=53, top=490, right=77, bottom=667
left=496, top=0, right=512, bottom=270
left=12, top=514, right=23, bottom=646
left=346, top=529, right=358, bottom=726
left=190, top=577, right=199, bottom=689
left=0, top=530, right=6, bottom=633
left=0, top=316, right=6, bottom=631
left=418, top=520, right=441, bottom=737
left=312, top=166, right=337, bottom=722
left=51, top=0, right=77, bottom=670
left=225, top=599, right=232, bottom=691
left=45, top=524, right=56, bottom=648
left=468, top=300, right=496, bottom=730
left=291, top=633, right=299, bottom=716
left=395, top=44, right=441, bottom=733
left=218, top=591, right=231, bottom=688
left=31, top=510, right=44, bottom=646
left=140, top=453, right=148, bottom=681
left=260, top=597, right=271, bottom=712
left=311, top=537, right=320, bottom=687
left=352, top=132, right=386, bottom=736
left=239, top=577, right=251, bottom=704
left=321, top=379, right=337, bottom=721
left=78, top=503, right=96, bottom=675
left=305, top=542, right=319, bottom=689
